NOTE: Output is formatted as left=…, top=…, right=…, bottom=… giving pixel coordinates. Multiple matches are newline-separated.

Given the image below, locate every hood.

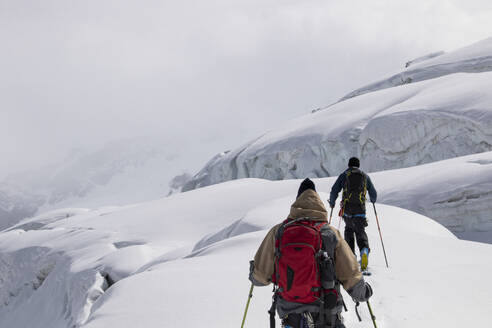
left=288, top=189, right=328, bottom=221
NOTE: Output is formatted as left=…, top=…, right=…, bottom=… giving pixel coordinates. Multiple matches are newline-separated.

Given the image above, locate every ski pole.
left=329, top=207, right=334, bottom=225
left=241, top=283, right=254, bottom=328
left=367, top=300, right=378, bottom=328
left=372, top=203, right=389, bottom=268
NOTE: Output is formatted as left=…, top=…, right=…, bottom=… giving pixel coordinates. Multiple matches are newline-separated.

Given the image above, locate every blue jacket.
left=329, top=168, right=377, bottom=209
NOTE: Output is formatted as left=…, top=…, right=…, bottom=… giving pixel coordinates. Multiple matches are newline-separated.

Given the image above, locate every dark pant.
left=281, top=313, right=345, bottom=328
left=343, top=215, right=369, bottom=254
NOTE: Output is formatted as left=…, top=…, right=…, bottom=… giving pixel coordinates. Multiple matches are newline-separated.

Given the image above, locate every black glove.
left=364, top=282, right=373, bottom=301
left=249, top=260, right=255, bottom=276
left=348, top=279, right=372, bottom=302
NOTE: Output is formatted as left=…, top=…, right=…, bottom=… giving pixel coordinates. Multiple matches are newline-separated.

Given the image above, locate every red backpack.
left=272, top=217, right=326, bottom=303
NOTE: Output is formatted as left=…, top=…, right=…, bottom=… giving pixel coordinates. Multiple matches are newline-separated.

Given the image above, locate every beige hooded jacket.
left=251, top=189, right=363, bottom=292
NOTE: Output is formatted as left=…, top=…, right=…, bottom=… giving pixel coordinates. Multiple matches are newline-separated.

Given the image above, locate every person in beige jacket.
left=249, top=178, right=372, bottom=328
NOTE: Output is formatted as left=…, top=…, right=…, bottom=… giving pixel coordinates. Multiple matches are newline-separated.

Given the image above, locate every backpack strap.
left=269, top=291, right=278, bottom=328
left=342, top=170, right=351, bottom=210
left=360, top=174, right=367, bottom=204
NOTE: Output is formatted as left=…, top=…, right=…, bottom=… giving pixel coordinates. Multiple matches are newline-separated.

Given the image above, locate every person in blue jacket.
left=329, top=157, right=377, bottom=270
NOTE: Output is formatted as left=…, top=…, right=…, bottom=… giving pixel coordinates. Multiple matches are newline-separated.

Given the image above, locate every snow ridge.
left=405, top=51, right=445, bottom=68
left=340, top=36, right=492, bottom=101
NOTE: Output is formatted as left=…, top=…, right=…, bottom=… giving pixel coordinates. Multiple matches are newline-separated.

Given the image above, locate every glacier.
left=184, top=71, right=492, bottom=191
left=185, top=37, right=492, bottom=192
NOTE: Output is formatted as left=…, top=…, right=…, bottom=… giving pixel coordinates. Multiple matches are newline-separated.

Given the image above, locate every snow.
left=372, top=152, right=492, bottom=235
left=405, top=51, right=445, bottom=68
left=0, top=176, right=491, bottom=327
left=295, top=151, right=492, bottom=240
left=341, top=36, right=492, bottom=101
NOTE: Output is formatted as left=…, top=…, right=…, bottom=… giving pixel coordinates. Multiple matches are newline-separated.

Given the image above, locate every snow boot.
left=360, top=247, right=369, bottom=271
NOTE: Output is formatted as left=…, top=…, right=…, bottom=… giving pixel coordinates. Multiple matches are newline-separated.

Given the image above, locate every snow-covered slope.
left=0, top=138, right=193, bottom=230
left=185, top=71, right=492, bottom=191
left=0, top=177, right=490, bottom=327
left=341, top=37, right=492, bottom=101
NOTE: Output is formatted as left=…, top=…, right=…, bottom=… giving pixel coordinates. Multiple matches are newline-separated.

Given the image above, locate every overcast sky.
left=1, top=0, right=492, bottom=179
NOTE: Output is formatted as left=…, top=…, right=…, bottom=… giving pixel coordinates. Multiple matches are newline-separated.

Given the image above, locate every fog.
left=2, top=0, right=492, bottom=179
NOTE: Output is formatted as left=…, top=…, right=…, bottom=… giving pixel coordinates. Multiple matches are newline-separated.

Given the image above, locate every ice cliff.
left=184, top=71, right=492, bottom=191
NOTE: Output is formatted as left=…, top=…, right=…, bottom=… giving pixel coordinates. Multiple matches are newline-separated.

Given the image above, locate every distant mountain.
left=0, top=138, right=192, bottom=230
